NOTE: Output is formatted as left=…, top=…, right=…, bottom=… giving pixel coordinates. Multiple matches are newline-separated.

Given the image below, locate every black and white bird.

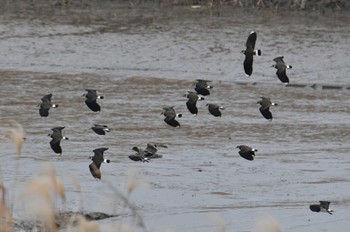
left=185, top=91, right=204, bottom=115
left=161, top=106, right=182, bottom=128
left=206, top=103, right=224, bottom=117
left=91, top=124, right=110, bottom=135
left=194, top=79, right=213, bottom=96
left=241, top=31, right=261, bottom=76
left=89, top=147, right=110, bottom=180
left=129, top=143, right=168, bottom=162
left=39, top=94, right=58, bottom=117
left=144, top=143, right=167, bottom=159
left=129, top=146, right=150, bottom=162
left=48, top=127, right=68, bottom=155
left=309, top=201, right=334, bottom=215
left=83, top=89, right=104, bottom=112
left=257, top=97, right=277, bottom=121
left=272, top=56, right=292, bottom=84
left=236, top=145, right=258, bottom=161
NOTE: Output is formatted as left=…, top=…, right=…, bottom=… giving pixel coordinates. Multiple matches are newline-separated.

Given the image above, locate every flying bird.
left=272, top=56, right=292, bottom=84
left=39, top=94, right=58, bottom=117
left=185, top=91, right=204, bottom=115
left=91, top=124, right=110, bottom=135
left=257, top=97, right=277, bottom=120
left=194, top=79, right=213, bottom=96
left=89, top=147, right=110, bottom=180
left=144, top=143, right=167, bottom=159
left=241, top=31, right=261, bottom=76
left=83, top=89, right=104, bottom=112
left=161, top=106, right=182, bottom=127
left=236, top=145, right=258, bottom=161
left=309, top=201, right=334, bottom=215
left=48, top=127, right=68, bottom=155
left=206, top=103, right=224, bottom=117
left=129, top=143, right=167, bottom=162
left=129, top=146, right=150, bottom=162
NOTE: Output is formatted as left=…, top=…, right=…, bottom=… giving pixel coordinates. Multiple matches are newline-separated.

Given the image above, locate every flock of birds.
left=38, top=31, right=333, bottom=215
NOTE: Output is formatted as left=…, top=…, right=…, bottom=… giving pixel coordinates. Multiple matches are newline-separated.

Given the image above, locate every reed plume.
left=252, top=214, right=281, bottom=232
left=5, top=119, right=25, bottom=156
left=21, top=163, right=65, bottom=232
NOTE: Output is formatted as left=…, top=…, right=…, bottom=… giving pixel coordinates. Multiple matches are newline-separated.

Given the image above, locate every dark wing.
left=39, top=107, right=50, bottom=117
left=91, top=126, right=105, bottom=135
left=239, top=150, right=255, bottom=161
left=320, top=201, right=331, bottom=209
left=186, top=101, right=198, bottom=115
left=40, top=94, right=52, bottom=116
left=195, top=80, right=211, bottom=96
left=129, top=154, right=147, bottom=162
left=89, top=162, right=101, bottom=179
left=259, top=107, right=273, bottom=120
left=276, top=68, right=289, bottom=84
left=195, top=87, right=210, bottom=96
left=85, top=89, right=97, bottom=101
left=246, top=32, right=257, bottom=50
left=50, top=139, right=62, bottom=154
left=41, top=94, right=52, bottom=102
left=85, top=100, right=101, bottom=112
left=273, top=56, right=284, bottom=63
left=51, top=127, right=65, bottom=132
left=243, top=55, right=253, bottom=76
left=91, top=148, right=108, bottom=163
left=309, top=204, right=321, bottom=213
left=164, top=118, right=180, bottom=127
left=208, top=105, right=221, bottom=117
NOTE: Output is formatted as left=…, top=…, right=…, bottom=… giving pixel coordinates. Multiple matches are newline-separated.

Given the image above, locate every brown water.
left=0, top=3, right=350, bottom=232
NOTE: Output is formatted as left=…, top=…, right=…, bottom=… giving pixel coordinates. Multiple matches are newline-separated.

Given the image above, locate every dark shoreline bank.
left=0, top=0, right=348, bottom=25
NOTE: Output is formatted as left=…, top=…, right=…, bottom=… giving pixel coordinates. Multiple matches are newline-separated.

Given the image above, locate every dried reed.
left=252, top=214, right=282, bottom=232
left=21, top=163, right=65, bottom=232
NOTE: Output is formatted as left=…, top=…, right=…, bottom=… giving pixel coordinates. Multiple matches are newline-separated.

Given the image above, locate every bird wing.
left=50, top=140, right=62, bottom=154
left=41, top=94, right=52, bottom=102
left=259, top=107, right=273, bottom=120
left=273, top=56, right=284, bottom=63
left=39, top=108, right=49, bottom=117
left=89, top=162, right=101, bottom=179
left=246, top=32, right=257, bottom=50
left=85, top=100, right=101, bottom=112
left=276, top=68, right=289, bottom=84
left=243, top=55, right=253, bottom=76
left=164, top=118, right=180, bottom=127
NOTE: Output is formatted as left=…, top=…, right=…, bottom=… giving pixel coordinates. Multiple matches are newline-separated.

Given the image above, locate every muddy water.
left=0, top=3, right=350, bottom=232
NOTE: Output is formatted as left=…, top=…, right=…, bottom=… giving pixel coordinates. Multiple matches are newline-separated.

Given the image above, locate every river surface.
left=0, top=2, right=349, bottom=232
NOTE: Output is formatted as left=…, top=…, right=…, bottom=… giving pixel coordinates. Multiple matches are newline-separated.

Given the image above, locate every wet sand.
left=0, top=2, right=350, bottom=232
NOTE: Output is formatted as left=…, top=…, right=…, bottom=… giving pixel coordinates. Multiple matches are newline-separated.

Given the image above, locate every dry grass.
left=4, top=119, right=25, bottom=157
left=0, top=183, right=13, bottom=232
left=21, top=163, right=65, bottom=232
left=252, top=214, right=282, bottom=232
